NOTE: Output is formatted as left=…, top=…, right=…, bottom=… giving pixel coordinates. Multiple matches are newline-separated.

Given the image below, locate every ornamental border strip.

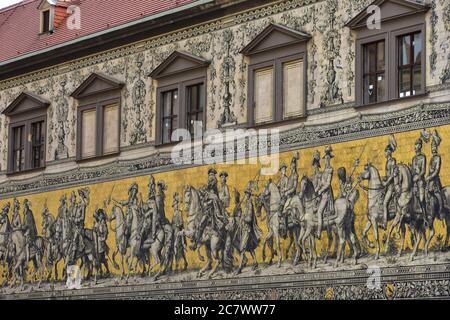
left=3, top=262, right=450, bottom=300
left=0, top=101, right=449, bottom=198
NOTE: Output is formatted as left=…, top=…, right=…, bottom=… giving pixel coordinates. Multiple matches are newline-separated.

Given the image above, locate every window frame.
left=76, top=97, right=121, bottom=161
left=392, top=25, right=425, bottom=99
left=248, top=52, right=307, bottom=127
left=155, top=75, right=207, bottom=146
left=354, top=20, right=426, bottom=107
left=7, top=114, right=47, bottom=174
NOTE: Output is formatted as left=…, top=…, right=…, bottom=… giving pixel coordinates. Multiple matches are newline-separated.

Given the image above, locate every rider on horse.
left=172, top=192, right=188, bottom=270
left=219, top=171, right=231, bottom=212
left=412, top=137, right=427, bottom=217
left=277, top=153, right=300, bottom=224
left=427, top=130, right=444, bottom=217
left=382, top=135, right=397, bottom=230
left=23, top=199, right=38, bottom=265
left=316, top=146, right=335, bottom=239
left=11, top=198, right=21, bottom=231
left=191, top=167, right=227, bottom=250
left=93, top=208, right=109, bottom=274
left=70, top=189, right=89, bottom=262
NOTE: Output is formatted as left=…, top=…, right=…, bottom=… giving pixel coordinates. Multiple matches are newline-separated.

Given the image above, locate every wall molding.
left=3, top=262, right=450, bottom=300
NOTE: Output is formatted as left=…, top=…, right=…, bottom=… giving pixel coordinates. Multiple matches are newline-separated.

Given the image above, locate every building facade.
left=0, top=0, right=450, bottom=299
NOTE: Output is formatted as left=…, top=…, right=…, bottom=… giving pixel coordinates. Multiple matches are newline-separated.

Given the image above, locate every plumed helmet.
left=219, top=171, right=228, bottom=178
left=312, top=150, right=321, bottom=167
left=432, top=130, right=442, bottom=148
left=323, top=146, right=334, bottom=159
left=158, top=180, right=167, bottom=190
left=385, top=135, right=397, bottom=153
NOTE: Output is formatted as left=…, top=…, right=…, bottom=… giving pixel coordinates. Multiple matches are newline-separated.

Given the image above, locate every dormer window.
left=2, top=92, right=50, bottom=174
left=149, top=51, right=209, bottom=146
left=71, top=73, right=124, bottom=161
left=347, top=0, right=429, bottom=106
left=41, top=9, right=51, bottom=33
left=241, top=23, right=311, bottom=127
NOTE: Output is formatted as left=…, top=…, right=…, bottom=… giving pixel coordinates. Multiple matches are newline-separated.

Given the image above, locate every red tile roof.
left=0, top=0, right=197, bottom=64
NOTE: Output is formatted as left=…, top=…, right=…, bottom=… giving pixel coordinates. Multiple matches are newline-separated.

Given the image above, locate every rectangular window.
left=81, top=109, right=97, bottom=158
left=283, top=60, right=304, bottom=119
left=363, top=40, right=385, bottom=104
left=12, top=126, right=25, bottom=173
left=254, top=67, right=274, bottom=124
left=103, top=104, right=119, bottom=155
left=42, top=10, right=50, bottom=33
left=398, top=32, right=422, bottom=98
left=31, top=121, right=45, bottom=169
left=162, top=90, right=178, bottom=144
left=186, top=84, right=204, bottom=137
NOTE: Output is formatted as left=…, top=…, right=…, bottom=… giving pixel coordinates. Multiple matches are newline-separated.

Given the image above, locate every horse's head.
left=255, top=179, right=272, bottom=217
left=358, top=163, right=372, bottom=181
left=299, top=175, right=315, bottom=199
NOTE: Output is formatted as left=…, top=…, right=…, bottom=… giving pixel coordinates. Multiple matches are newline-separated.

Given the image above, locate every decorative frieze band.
left=0, top=101, right=449, bottom=198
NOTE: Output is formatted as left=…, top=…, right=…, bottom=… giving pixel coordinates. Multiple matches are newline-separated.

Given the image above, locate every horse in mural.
left=296, top=175, right=357, bottom=268
left=140, top=201, right=171, bottom=280
left=64, top=191, right=100, bottom=283
left=358, top=163, right=423, bottom=260
left=108, top=205, right=128, bottom=279
left=385, top=163, right=449, bottom=261
left=183, top=185, right=225, bottom=279
left=255, top=179, right=284, bottom=267
left=4, top=229, right=45, bottom=288
left=42, top=211, right=63, bottom=282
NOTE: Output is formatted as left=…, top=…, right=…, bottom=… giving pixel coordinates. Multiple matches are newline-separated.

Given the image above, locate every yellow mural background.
left=2, top=125, right=450, bottom=279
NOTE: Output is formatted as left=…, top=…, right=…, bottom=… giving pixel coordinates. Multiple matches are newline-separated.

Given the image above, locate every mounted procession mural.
left=1, top=125, right=450, bottom=291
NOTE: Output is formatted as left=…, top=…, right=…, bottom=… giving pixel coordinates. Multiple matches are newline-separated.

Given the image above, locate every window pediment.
left=71, top=72, right=124, bottom=99
left=149, top=51, right=210, bottom=79
left=2, top=91, right=50, bottom=117
left=241, top=23, right=311, bottom=56
left=346, top=0, right=429, bottom=29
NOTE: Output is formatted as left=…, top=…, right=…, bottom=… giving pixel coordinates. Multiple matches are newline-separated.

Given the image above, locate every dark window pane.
left=198, top=84, right=205, bottom=111
left=187, top=83, right=204, bottom=137
left=413, top=65, right=422, bottom=94
left=161, top=89, right=178, bottom=144
left=42, top=10, right=50, bottom=33
left=377, top=41, right=385, bottom=71
left=366, top=43, right=377, bottom=73
left=163, top=91, right=172, bottom=117
left=31, top=121, right=45, bottom=169
left=413, top=33, right=422, bottom=64
left=13, top=126, right=25, bottom=172
left=377, top=73, right=386, bottom=102
left=363, top=40, right=385, bottom=104
left=163, top=118, right=171, bottom=144
left=399, top=68, right=411, bottom=97
left=400, top=35, right=412, bottom=66
left=363, top=75, right=377, bottom=104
